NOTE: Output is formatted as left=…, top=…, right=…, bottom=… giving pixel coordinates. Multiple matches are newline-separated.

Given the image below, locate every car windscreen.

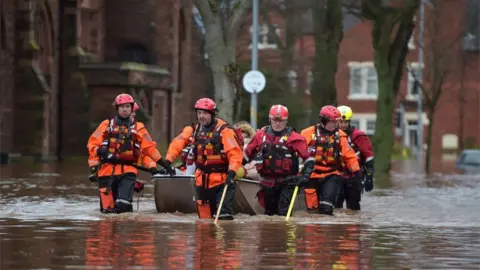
left=461, top=152, right=480, bottom=165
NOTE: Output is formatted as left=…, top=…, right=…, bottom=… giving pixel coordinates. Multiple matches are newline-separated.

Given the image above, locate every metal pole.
left=250, top=0, right=259, bottom=130
left=417, top=0, right=424, bottom=169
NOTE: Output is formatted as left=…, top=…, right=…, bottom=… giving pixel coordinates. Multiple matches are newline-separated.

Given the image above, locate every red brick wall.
left=236, top=1, right=480, bottom=155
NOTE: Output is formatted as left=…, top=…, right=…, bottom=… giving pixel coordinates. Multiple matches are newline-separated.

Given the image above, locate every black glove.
left=149, top=167, right=166, bottom=175
left=226, top=170, right=236, bottom=185
left=157, top=158, right=175, bottom=176
left=96, top=148, right=108, bottom=160
left=364, top=171, right=374, bottom=192
left=289, top=174, right=309, bottom=186
left=89, top=166, right=99, bottom=182
left=97, top=148, right=118, bottom=163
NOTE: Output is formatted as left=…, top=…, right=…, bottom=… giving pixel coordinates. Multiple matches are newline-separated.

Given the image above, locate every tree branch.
left=342, top=0, right=363, bottom=18
left=225, top=0, right=250, bottom=48
left=193, top=0, right=214, bottom=23
left=361, top=0, right=383, bottom=20
left=389, top=18, right=414, bottom=72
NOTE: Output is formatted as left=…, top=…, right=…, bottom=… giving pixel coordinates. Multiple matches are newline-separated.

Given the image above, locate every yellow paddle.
left=285, top=185, right=299, bottom=221
left=214, top=184, right=229, bottom=225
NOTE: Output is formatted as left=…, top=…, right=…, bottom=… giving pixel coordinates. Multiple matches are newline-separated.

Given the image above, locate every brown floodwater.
left=0, top=160, right=479, bottom=269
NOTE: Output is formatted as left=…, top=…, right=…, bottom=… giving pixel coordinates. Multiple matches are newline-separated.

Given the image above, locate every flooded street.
left=1, top=161, right=479, bottom=269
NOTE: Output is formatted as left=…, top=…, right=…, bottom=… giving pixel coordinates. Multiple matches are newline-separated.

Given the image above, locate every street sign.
left=242, top=70, right=266, bottom=93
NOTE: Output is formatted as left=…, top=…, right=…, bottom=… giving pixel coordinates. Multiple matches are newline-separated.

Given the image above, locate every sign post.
left=249, top=0, right=260, bottom=130
left=243, top=70, right=266, bottom=130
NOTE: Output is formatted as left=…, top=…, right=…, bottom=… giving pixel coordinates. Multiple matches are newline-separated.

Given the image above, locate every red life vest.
left=345, top=128, right=362, bottom=160
left=254, top=126, right=299, bottom=177
left=307, top=125, right=342, bottom=174
left=102, top=118, right=141, bottom=164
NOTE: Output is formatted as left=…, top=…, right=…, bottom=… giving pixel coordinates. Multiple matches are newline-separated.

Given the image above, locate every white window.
left=349, top=119, right=360, bottom=128
left=407, top=63, right=423, bottom=100
left=249, top=24, right=280, bottom=50
left=348, top=62, right=378, bottom=100
left=344, top=114, right=376, bottom=135
left=366, top=120, right=376, bottom=135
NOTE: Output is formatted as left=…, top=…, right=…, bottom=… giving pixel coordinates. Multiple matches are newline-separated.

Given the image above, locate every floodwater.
left=0, top=160, right=479, bottom=269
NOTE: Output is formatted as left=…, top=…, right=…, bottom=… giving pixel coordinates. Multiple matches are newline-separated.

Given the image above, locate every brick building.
left=237, top=0, right=480, bottom=156
left=0, top=0, right=207, bottom=161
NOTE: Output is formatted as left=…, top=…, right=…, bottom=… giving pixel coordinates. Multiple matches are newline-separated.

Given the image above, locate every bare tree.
left=309, top=0, right=343, bottom=123
left=458, top=0, right=480, bottom=152
left=193, top=0, right=250, bottom=124
left=409, top=1, right=470, bottom=174
left=361, top=0, right=420, bottom=178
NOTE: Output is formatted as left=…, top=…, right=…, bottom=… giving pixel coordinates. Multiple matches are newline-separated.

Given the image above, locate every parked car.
left=456, top=149, right=480, bottom=174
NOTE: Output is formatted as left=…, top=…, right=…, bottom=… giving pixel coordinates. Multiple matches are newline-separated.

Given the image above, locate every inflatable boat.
left=152, top=174, right=306, bottom=215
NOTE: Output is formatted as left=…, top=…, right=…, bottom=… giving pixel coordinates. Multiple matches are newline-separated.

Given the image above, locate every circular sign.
left=242, top=70, right=266, bottom=93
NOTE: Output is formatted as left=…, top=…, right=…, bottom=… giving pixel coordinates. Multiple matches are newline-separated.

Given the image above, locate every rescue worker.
left=336, top=105, right=375, bottom=210
left=130, top=102, right=165, bottom=193
left=87, top=93, right=175, bottom=214
left=300, top=105, right=361, bottom=215
left=165, top=98, right=243, bottom=220
left=244, top=105, right=315, bottom=216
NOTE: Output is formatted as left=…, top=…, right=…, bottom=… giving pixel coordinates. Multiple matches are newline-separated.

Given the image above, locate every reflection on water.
left=0, top=160, right=480, bottom=269
left=0, top=219, right=479, bottom=269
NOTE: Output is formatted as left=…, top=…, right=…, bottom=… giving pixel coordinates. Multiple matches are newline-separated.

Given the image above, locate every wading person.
left=244, top=105, right=315, bottom=216
left=87, top=94, right=175, bottom=214
left=300, top=105, right=361, bottom=215
left=164, top=98, right=244, bottom=220
left=335, top=105, right=375, bottom=210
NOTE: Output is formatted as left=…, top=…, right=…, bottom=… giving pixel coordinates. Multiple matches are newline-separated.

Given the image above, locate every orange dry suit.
left=165, top=119, right=243, bottom=218
left=300, top=125, right=360, bottom=210
left=139, top=155, right=157, bottom=169
left=87, top=118, right=162, bottom=210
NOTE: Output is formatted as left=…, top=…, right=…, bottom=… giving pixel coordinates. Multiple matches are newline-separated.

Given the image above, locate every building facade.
left=237, top=0, right=480, bottom=156
left=0, top=0, right=207, bottom=161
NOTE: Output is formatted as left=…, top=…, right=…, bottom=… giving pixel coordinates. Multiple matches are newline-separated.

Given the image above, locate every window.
left=407, top=63, right=423, bottom=100
left=249, top=24, right=280, bottom=50
left=119, top=44, right=151, bottom=64
left=349, top=120, right=360, bottom=128
left=348, top=62, right=378, bottom=99
left=366, top=120, right=376, bottom=135
left=405, top=120, right=418, bottom=148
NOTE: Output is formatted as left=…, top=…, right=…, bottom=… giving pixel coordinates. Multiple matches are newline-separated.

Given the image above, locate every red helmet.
left=113, top=94, right=135, bottom=107
left=194, top=98, right=217, bottom=113
left=269, top=105, right=289, bottom=120
left=133, top=102, right=139, bottom=112
left=319, top=105, right=341, bottom=122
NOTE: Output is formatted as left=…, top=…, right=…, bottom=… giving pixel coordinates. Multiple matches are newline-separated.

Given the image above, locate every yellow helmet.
left=337, top=105, right=353, bottom=121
